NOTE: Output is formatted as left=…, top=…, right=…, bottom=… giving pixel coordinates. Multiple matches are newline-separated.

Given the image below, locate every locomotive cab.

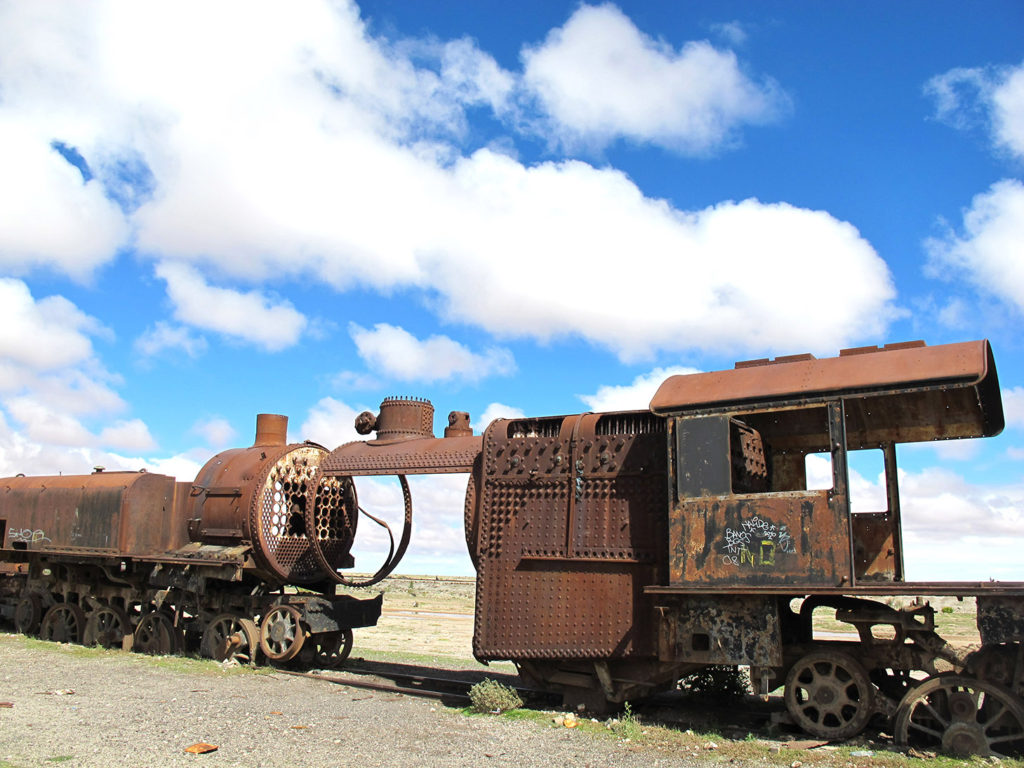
left=651, top=339, right=1004, bottom=591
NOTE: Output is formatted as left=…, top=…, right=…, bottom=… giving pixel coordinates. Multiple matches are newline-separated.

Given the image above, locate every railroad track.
left=278, top=659, right=785, bottom=736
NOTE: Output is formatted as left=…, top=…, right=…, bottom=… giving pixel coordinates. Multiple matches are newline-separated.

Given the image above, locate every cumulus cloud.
left=926, top=60, right=1024, bottom=160
left=925, top=179, right=1024, bottom=315
left=349, top=323, right=515, bottom=383
left=98, top=418, right=157, bottom=452
left=156, top=261, right=308, bottom=352
left=0, top=1, right=895, bottom=361
left=472, top=402, right=526, bottom=433
left=578, top=365, right=701, bottom=412
left=0, top=122, right=129, bottom=279
left=135, top=322, right=208, bottom=359
left=521, top=4, right=784, bottom=153
left=191, top=416, right=237, bottom=448
left=299, top=396, right=367, bottom=448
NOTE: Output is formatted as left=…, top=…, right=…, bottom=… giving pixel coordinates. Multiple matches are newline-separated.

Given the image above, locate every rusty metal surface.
left=656, top=595, right=782, bottom=666
left=321, top=435, right=481, bottom=476
left=650, top=340, right=1003, bottom=441
left=978, top=596, right=1024, bottom=644
left=189, top=415, right=356, bottom=584
left=669, top=491, right=851, bottom=588
left=1, top=471, right=183, bottom=556
left=472, top=411, right=667, bottom=660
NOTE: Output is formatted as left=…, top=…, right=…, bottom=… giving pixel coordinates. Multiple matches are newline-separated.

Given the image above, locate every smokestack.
left=253, top=413, right=288, bottom=446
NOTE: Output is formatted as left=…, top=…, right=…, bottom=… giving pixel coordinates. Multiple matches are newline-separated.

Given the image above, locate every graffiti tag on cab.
left=9, top=528, right=51, bottom=545
left=722, top=516, right=795, bottom=568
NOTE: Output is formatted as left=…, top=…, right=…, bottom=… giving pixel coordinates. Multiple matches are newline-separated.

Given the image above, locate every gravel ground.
left=0, top=634, right=711, bottom=768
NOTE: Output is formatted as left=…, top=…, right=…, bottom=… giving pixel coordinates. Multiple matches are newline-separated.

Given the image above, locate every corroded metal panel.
left=656, top=595, right=782, bottom=666
left=473, top=411, right=667, bottom=660
left=978, top=595, right=1024, bottom=644
left=0, top=472, right=179, bottom=556
left=649, top=340, right=1003, bottom=441
left=322, top=435, right=481, bottom=476
left=669, top=491, right=852, bottom=588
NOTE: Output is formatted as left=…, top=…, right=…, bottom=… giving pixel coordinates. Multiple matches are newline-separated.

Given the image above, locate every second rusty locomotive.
left=0, top=413, right=379, bottom=665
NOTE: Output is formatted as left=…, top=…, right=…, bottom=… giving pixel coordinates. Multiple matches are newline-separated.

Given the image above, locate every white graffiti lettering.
left=8, top=528, right=51, bottom=545
left=721, top=515, right=795, bottom=568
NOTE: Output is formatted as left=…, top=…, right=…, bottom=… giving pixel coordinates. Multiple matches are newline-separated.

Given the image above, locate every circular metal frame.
left=784, top=650, right=874, bottom=740
left=201, top=613, right=259, bottom=664
left=14, top=593, right=44, bottom=635
left=39, top=603, right=87, bottom=644
left=895, top=673, right=1024, bottom=758
left=133, top=611, right=179, bottom=655
left=83, top=605, right=130, bottom=648
left=259, top=604, right=307, bottom=663
left=307, top=629, right=353, bottom=669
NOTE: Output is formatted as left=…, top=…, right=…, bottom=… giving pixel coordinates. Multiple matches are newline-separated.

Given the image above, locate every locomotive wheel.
left=39, top=603, right=87, bottom=644
left=308, top=629, right=353, bottom=669
left=259, top=604, right=307, bottom=663
left=202, top=614, right=259, bottom=664
left=83, top=606, right=130, bottom=648
left=895, top=673, right=1024, bottom=758
left=784, top=650, right=874, bottom=740
left=14, top=594, right=44, bottom=635
left=133, top=611, right=179, bottom=655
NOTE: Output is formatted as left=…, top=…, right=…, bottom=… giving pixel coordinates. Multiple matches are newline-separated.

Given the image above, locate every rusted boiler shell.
left=188, top=414, right=357, bottom=584
left=0, top=471, right=187, bottom=557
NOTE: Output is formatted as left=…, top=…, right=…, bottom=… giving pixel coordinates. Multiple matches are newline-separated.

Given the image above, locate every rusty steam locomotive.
left=2, top=338, right=1023, bottom=757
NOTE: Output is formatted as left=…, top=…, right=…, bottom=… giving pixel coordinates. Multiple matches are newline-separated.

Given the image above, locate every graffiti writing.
left=8, top=528, right=51, bottom=545
left=721, top=516, right=795, bottom=568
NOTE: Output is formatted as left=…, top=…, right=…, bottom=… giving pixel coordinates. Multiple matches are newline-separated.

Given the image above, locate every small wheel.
left=202, top=614, right=259, bottom=664
left=14, top=594, right=43, bottom=635
left=39, top=603, right=87, bottom=644
left=133, top=611, right=179, bottom=655
left=83, top=606, right=130, bottom=648
left=310, top=629, right=353, bottom=669
left=259, top=604, right=307, bottom=663
left=784, top=650, right=874, bottom=740
left=895, top=673, right=1024, bottom=758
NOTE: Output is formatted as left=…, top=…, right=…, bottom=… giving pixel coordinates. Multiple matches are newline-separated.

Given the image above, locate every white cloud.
left=98, top=418, right=157, bottom=452
left=349, top=323, right=515, bottom=383
left=191, top=416, right=237, bottom=448
left=472, top=402, right=526, bottom=433
left=0, top=279, right=104, bottom=372
left=925, top=179, right=1024, bottom=314
left=521, top=4, right=783, bottom=153
left=299, top=396, right=366, bottom=448
left=578, top=365, right=701, bottom=412
left=135, top=322, right=208, bottom=358
left=0, top=1, right=895, bottom=361
left=156, top=261, right=308, bottom=352
left=0, top=121, right=128, bottom=279
left=925, top=60, right=1024, bottom=161
left=1003, top=387, right=1024, bottom=429
left=710, top=21, right=748, bottom=47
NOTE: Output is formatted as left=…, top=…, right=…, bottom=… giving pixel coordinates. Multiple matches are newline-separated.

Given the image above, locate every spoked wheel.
left=259, top=604, right=307, bottom=663
left=784, top=650, right=874, bottom=740
left=39, top=603, right=87, bottom=644
left=83, top=606, right=130, bottom=648
left=895, top=674, right=1024, bottom=758
left=14, top=593, right=44, bottom=635
left=304, top=629, right=353, bottom=669
left=201, top=614, right=259, bottom=664
left=133, top=611, right=179, bottom=655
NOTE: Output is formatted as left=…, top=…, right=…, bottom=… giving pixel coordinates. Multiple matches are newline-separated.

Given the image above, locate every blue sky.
left=1, top=1, right=1022, bottom=580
